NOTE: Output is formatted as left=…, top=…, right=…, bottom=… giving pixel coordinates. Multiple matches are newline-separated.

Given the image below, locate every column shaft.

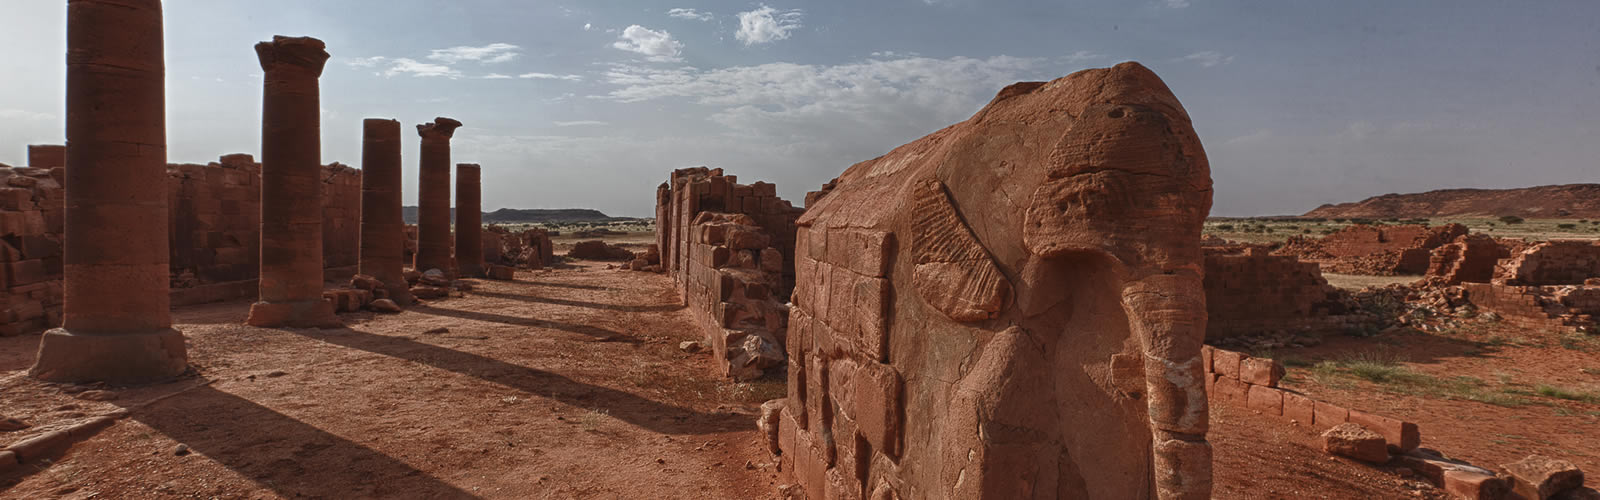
left=455, top=163, right=483, bottom=277
left=359, top=118, right=414, bottom=304
left=414, top=118, right=462, bottom=274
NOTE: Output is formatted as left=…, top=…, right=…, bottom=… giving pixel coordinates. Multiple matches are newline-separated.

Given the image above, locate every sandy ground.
left=1, top=259, right=1462, bottom=499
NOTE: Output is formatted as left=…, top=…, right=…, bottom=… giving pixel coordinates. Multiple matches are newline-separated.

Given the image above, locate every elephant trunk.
left=1121, top=269, right=1212, bottom=500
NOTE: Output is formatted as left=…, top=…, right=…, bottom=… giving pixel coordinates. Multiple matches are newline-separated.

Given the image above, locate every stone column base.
left=386, top=285, right=416, bottom=307
left=30, top=328, right=188, bottom=384
left=246, top=300, right=343, bottom=328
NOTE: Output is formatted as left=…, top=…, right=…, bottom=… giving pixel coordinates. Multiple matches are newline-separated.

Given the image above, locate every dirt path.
left=1, top=262, right=778, bottom=499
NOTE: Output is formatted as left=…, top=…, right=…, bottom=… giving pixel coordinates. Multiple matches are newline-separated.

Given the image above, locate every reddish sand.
left=2, top=261, right=1453, bottom=499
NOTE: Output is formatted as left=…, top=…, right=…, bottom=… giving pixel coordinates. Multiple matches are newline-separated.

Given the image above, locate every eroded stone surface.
left=455, top=163, right=483, bottom=277
left=414, top=118, right=463, bottom=275
left=769, top=62, right=1214, bottom=500
left=359, top=119, right=414, bottom=306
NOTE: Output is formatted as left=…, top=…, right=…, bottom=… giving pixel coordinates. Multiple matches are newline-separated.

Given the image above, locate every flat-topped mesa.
left=414, top=117, right=463, bottom=276
left=360, top=118, right=414, bottom=305
left=765, top=62, right=1214, bottom=500
left=455, top=163, right=484, bottom=277
left=31, top=0, right=188, bottom=383
left=245, top=35, right=340, bottom=328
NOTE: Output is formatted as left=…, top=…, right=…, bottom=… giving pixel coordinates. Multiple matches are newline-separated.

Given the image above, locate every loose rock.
left=1322, top=423, right=1390, bottom=463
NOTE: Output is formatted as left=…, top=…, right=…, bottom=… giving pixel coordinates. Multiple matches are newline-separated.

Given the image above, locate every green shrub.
left=1499, top=215, right=1524, bottom=224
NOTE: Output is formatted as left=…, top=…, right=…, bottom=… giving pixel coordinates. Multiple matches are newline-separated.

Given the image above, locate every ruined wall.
left=1425, top=233, right=1512, bottom=285
left=482, top=225, right=552, bottom=270
left=762, top=63, right=1214, bottom=500
left=1463, top=283, right=1599, bottom=333
left=322, top=163, right=361, bottom=271
left=1203, top=247, right=1351, bottom=339
left=1494, top=240, right=1600, bottom=286
left=677, top=212, right=789, bottom=379
left=658, top=167, right=802, bottom=300
left=1204, top=346, right=1420, bottom=451
left=1277, top=223, right=1467, bottom=275
left=0, top=157, right=65, bottom=336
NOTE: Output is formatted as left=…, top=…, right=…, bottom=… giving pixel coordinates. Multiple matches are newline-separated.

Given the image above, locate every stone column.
left=359, top=119, right=414, bottom=305
left=454, top=163, right=483, bottom=277
left=30, top=0, right=187, bottom=383
left=27, top=145, right=66, bottom=169
left=244, top=36, right=340, bottom=328
left=414, top=118, right=462, bottom=275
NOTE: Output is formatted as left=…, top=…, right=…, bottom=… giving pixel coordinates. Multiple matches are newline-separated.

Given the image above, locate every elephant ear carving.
left=910, top=179, right=1012, bottom=322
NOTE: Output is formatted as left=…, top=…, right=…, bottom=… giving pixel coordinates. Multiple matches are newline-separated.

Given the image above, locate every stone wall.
left=1494, top=240, right=1600, bottom=286
left=1204, top=346, right=1420, bottom=452
left=483, top=225, right=554, bottom=270
left=1277, top=223, right=1467, bottom=275
left=1425, top=233, right=1512, bottom=285
left=1462, top=282, right=1599, bottom=333
left=1203, top=247, right=1352, bottom=339
left=656, top=167, right=801, bottom=380
left=0, top=146, right=368, bottom=331
left=658, top=167, right=802, bottom=299
left=0, top=157, right=65, bottom=336
left=679, top=212, right=789, bottom=379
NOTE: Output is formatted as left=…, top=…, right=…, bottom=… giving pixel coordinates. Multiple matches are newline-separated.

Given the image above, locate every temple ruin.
left=359, top=119, right=414, bottom=305
left=455, top=163, right=484, bottom=278
left=413, top=118, right=463, bottom=276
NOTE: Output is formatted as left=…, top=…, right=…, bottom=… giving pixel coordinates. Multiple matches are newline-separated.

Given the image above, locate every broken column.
left=359, top=118, right=414, bottom=305
left=244, top=36, right=340, bottom=328
left=454, top=163, right=483, bottom=277
left=30, top=0, right=188, bottom=383
left=414, top=118, right=462, bottom=275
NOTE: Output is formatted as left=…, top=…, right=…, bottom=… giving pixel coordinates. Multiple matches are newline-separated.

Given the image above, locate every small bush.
left=1499, top=215, right=1524, bottom=224
left=1558, top=223, right=1578, bottom=230
left=1214, top=224, right=1235, bottom=231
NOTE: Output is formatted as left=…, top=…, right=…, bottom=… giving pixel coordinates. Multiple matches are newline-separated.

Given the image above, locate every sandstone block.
left=1442, top=469, right=1511, bottom=500
left=1348, top=410, right=1420, bottom=453
left=1246, top=384, right=1283, bottom=416
left=1212, top=348, right=1243, bottom=379
left=1239, top=357, right=1284, bottom=387
left=1313, top=401, right=1349, bottom=430
left=1505, top=455, right=1584, bottom=500
left=1321, top=422, right=1389, bottom=463
left=1283, top=392, right=1315, bottom=425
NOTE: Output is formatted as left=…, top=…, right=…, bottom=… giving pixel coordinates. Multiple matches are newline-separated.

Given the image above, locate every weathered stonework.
left=1494, top=240, right=1600, bottom=286
left=1463, top=283, right=1599, bottom=333
left=1425, top=233, right=1512, bottom=285
left=414, top=118, right=462, bottom=275
left=244, top=35, right=340, bottom=328
left=767, top=62, right=1214, bottom=500
left=656, top=168, right=802, bottom=379
left=1277, top=223, right=1467, bottom=275
left=1203, top=247, right=1353, bottom=339
left=30, top=0, right=187, bottom=383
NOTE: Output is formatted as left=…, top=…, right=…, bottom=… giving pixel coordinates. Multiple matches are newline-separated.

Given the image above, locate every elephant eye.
left=1107, top=108, right=1125, bottom=119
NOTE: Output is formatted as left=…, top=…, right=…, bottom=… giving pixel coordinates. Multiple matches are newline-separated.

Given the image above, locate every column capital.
left=418, top=117, right=464, bottom=141
left=255, top=36, right=330, bottom=76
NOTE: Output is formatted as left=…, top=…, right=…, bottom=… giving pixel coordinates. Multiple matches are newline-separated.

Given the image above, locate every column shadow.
left=408, top=305, right=641, bottom=343
left=470, top=290, right=685, bottom=313
left=126, top=385, right=479, bottom=499
left=287, top=327, right=751, bottom=436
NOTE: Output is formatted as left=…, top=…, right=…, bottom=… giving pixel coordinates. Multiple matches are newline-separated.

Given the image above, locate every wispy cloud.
left=482, top=73, right=513, bottom=79
left=736, top=5, right=803, bottom=45
left=519, top=72, right=584, bottom=81
left=345, top=56, right=388, bottom=68
left=1176, top=50, right=1234, bottom=67
left=612, top=25, right=684, bottom=62
left=667, top=8, right=714, bottom=21
left=552, top=120, right=610, bottom=127
left=427, top=43, right=521, bottom=64
left=382, top=58, right=463, bottom=78
left=1162, top=0, right=1191, bottom=8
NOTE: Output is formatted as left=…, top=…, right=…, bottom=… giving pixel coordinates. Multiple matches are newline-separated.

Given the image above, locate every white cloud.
left=519, top=72, right=584, bottom=81
left=552, top=120, right=610, bottom=127
left=735, top=5, right=803, bottom=45
left=612, top=25, right=685, bottom=62
left=584, top=23, right=593, bottom=31
left=667, top=8, right=714, bottom=21
left=482, top=73, right=513, bottom=79
left=426, top=43, right=521, bottom=64
left=1162, top=0, right=1191, bottom=8
left=0, top=109, right=55, bottom=122
left=1176, top=50, right=1234, bottom=67
left=345, top=56, right=387, bottom=68
left=381, top=58, right=463, bottom=78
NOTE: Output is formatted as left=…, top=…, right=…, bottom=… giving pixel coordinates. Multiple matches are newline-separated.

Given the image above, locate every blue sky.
left=2, top=0, right=1596, bottom=217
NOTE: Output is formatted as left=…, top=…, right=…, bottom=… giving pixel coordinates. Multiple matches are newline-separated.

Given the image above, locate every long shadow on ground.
left=288, top=327, right=750, bottom=436
left=470, top=290, right=685, bottom=313
left=408, top=305, right=642, bottom=343
left=127, top=385, right=479, bottom=499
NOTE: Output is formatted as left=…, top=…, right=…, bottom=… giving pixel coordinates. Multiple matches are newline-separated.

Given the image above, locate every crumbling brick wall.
left=1425, top=233, right=1512, bottom=285
left=0, top=152, right=65, bottom=336
left=480, top=225, right=552, bottom=270
left=1203, top=247, right=1351, bottom=339
left=1277, top=223, right=1467, bottom=275
left=1463, top=282, right=1599, bottom=332
left=1494, top=240, right=1600, bottom=286
left=656, top=167, right=800, bottom=379
left=1204, top=346, right=1420, bottom=452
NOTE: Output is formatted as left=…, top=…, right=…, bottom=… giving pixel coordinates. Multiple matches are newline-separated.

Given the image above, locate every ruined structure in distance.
left=763, top=62, right=1215, bottom=499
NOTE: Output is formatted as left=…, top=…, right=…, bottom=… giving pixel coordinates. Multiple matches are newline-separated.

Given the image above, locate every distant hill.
left=401, top=207, right=638, bottom=224
left=1303, top=184, right=1600, bottom=219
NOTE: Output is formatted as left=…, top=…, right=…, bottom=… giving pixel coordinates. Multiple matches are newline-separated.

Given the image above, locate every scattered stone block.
left=1348, top=410, right=1420, bottom=453
left=369, top=298, right=401, bottom=313
left=1443, top=469, right=1511, bottom=500
left=1321, top=422, right=1389, bottom=464
left=1240, top=357, right=1285, bottom=387
left=1504, top=455, right=1584, bottom=500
